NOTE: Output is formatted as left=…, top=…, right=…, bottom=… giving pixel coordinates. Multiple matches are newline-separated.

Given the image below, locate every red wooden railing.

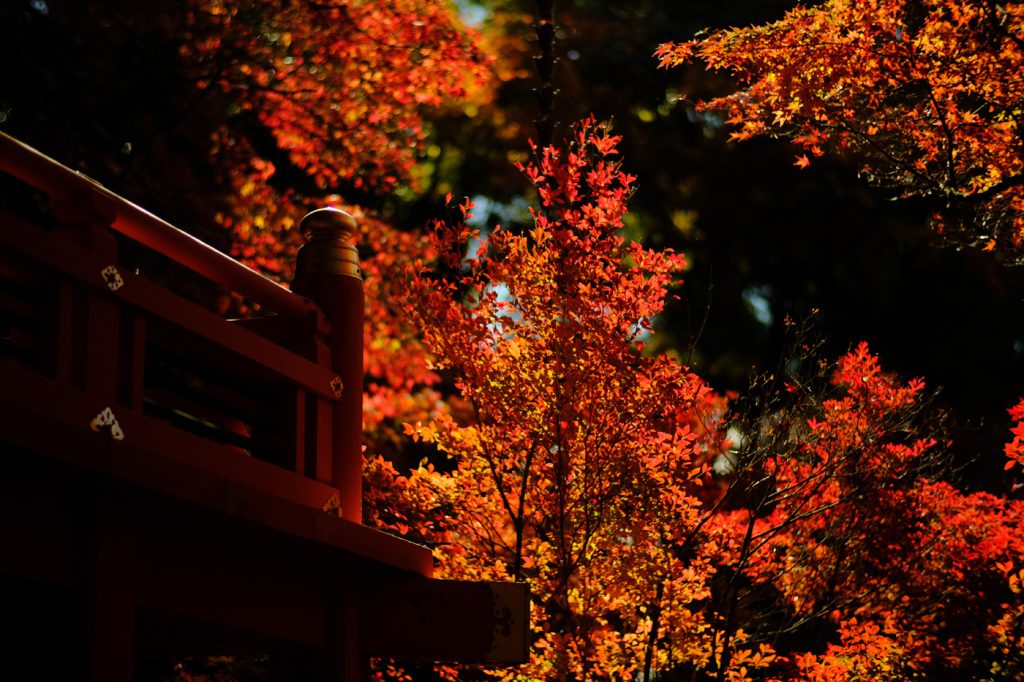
left=0, top=130, right=363, bottom=522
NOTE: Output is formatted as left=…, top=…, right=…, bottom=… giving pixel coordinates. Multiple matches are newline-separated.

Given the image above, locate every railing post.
left=52, top=188, right=121, bottom=400
left=292, top=208, right=363, bottom=523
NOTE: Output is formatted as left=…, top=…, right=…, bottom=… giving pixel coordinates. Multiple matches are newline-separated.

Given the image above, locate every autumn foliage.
left=171, top=0, right=495, bottom=454
left=657, top=0, right=1024, bottom=259
left=360, top=121, right=1024, bottom=679
left=178, top=0, right=490, bottom=283
left=396, top=119, right=724, bottom=680
left=1006, top=398, right=1024, bottom=471
left=711, top=339, right=1024, bottom=679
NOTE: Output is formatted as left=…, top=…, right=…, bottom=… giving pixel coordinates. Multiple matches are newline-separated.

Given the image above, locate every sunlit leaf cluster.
left=658, top=0, right=1024, bottom=259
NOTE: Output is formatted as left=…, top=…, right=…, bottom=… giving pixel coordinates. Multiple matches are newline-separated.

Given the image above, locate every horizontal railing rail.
left=0, top=131, right=318, bottom=319
left=0, top=205, right=339, bottom=505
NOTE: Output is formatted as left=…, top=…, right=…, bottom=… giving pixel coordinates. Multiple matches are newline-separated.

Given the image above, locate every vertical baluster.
left=52, top=189, right=121, bottom=403
left=83, top=502, right=137, bottom=682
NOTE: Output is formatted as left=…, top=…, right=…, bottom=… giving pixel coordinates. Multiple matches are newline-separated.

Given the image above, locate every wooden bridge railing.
left=0, top=131, right=363, bottom=522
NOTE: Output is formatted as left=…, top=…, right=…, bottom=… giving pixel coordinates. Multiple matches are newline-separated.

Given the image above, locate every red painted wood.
left=86, top=507, right=138, bottom=682
left=0, top=210, right=341, bottom=402
left=52, top=280, right=78, bottom=383
left=138, top=535, right=328, bottom=646
left=292, top=388, right=308, bottom=475
left=230, top=313, right=331, bottom=363
left=313, top=396, right=334, bottom=484
left=0, top=359, right=333, bottom=511
left=0, top=131, right=317, bottom=319
left=292, top=209, right=364, bottom=523
left=327, top=276, right=364, bottom=523
left=317, top=581, right=364, bottom=682
left=121, top=315, right=146, bottom=410
left=0, top=468, right=77, bottom=587
left=360, top=578, right=531, bottom=663
left=84, top=294, right=121, bottom=401
left=51, top=192, right=118, bottom=260
left=0, top=359, right=435, bottom=577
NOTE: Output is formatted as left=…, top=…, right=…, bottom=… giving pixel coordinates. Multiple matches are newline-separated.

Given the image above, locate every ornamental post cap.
left=299, top=206, right=357, bottom=242
left=294, top=207, right=361, bottom=280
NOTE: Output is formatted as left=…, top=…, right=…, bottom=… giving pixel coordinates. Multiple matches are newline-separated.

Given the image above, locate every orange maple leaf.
left=794, top=154, right=811, bottom=169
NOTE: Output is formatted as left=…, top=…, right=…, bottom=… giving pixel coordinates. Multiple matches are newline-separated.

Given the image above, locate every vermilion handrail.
left=0, top=131, right=319, bottom=318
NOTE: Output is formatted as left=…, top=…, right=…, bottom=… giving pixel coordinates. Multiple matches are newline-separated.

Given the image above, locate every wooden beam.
left=85, top=507, right=138, bottom=682
left=0, top=131, right=318, bottom=319
left=359, top=578, right=530, bottom=664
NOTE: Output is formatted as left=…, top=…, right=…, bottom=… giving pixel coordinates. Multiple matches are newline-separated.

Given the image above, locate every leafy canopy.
left=657, top=0, right=1024, bottom=259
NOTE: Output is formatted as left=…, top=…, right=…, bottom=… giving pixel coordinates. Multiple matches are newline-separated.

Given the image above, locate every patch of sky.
left=628, top=317, right=655, bottom=345
left=481, top=282, right=525, bottom=340
left=713, top=451, right=737, bottom=475
left=466, top=195, right=532, bottom=229
left=713, top=425, right=744, bottom=475
left=31, top=0, right=49, bottom=14
left=464, top=194, right=533, bottom=266
left=684, top=106, right=724, bottom=138
left=742, top=285, right=774, bottom=327
left=454, top=0, right=489, bottom=27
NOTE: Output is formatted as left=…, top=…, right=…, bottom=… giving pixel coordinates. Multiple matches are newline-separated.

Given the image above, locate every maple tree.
left=657, top=0, right=1024, bottom=260
left=8, top=0, right=1024, bottom=470
left=709, top=337, right=1024, bottom=680
left=651, top=9, right=1024, bottom=672
left=1005, top=397, right=1024, bottom=471
left=368, top=119, right=1024, bottom=680
left=180, top=0, right=492, bottom=279
left=396, top=118, right=727, bottom=680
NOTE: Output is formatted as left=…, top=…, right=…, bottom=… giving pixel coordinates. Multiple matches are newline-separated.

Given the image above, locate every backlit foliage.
left=1005, top=397, right=1024, bottom=470
left=184, top=0, right=491, bottom=192
left=367, top=121, right=1024, bottom=680
left=398, top=119, right=730, bottom=680
left=176, top=0, right=492, bottom=451
left=657, top=0, right=1024, bottom=259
